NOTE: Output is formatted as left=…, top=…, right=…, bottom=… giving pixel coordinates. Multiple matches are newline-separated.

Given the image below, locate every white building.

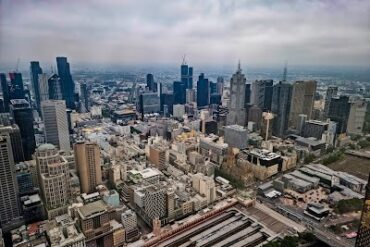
left=41, top=100, right=70, bottom=152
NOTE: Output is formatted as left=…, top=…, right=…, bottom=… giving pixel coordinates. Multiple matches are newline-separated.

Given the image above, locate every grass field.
left=327, top=154, right=370, bottom=180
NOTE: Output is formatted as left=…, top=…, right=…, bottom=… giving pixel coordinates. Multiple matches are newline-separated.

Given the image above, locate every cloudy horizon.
left=0, top=0, right=369, bottom=70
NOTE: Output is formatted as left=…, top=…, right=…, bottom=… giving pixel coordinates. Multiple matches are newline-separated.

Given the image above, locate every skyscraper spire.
left=237, top=60, right=241, bottom=72
left=282, top=60, right=288, bottom=82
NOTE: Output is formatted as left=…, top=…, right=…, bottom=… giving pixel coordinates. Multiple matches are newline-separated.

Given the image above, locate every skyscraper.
left=289, top=80, right=317, bottom=129
left=36, top=144, right=70, bottom=219
left=0, top=133, right=21, bottom=227
left=355, top=173, right=370, bottom=247
left=251, top=80, right=273, bottom=111
left=48, top=73, right=63, bottom=100
left=0, top=125, right=24, bottom=163
left=324, top=86, right=338, bottom=118
left=79, top=83, right=89, bottom=112
left=347, top=98, right=367, bottom=135
left=146, top=73, right=157, bottom=92
left=41, top=100, right=71, bottom=152
left=10, top=99, right=36, bottom=160
left=38, top=73, right=50, bottom=103
left=181, top=62, right=193, bottom=89
left=226, top=62, right=246, bottom=126
left=271, top=82, right=292, bottom=137
left=196, top=73, right=210, bottom=108
left=0, top=73, right=10, bottom=112
left=9, top=72, right=25, bottom=100
left=173, top=81, right=186, bottom=105
left=327, top=95, right=350, bottom=134
left=74, top=141, right=102, bottom=194
left=56, top=57, right=75, bottom=109
left=30, top=61, right=43, bottom=112
left=244, top=83, right=251, bottom=108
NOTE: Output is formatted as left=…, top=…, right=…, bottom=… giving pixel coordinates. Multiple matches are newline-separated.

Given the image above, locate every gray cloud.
left=0, top=0, right=369, bottom=68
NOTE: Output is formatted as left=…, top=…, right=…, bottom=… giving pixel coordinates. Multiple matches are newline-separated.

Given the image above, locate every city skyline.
left=1, top=0, right=369, bottom=69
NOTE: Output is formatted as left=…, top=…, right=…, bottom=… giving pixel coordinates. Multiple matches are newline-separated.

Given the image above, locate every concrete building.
left=227, top=63, right=246, bottom=126
left=148, top=144, right=167, bottom=170
left=173, top=104, right=185, bottom=119
left=347, top=98, right=367, bottom=135
left=224, top=125, right=248, bottom=150
left=36, top=144, right=71, bottom=219
left=74, top=141, right=102, bottom=194
left=289, top=81, right=317, bottom=129
left=139, top=92, right=160, bottom=114
left=121, top=210, right=139, bottom=242
left=251, top=80, right=273, bottom=111
left=38, top=73, right=50, bottom=103
left=77, top=200, right=114, bottom=247
left=324, top=86, right=338, bottom=118
left=192, top=174, right=216, bottom=204
left=0, top=134, right=21, bottom=228
left=302, top=120, right=329, bottom=140
left=248, top=105, right=262, bottom=130
left=41, top=100, right=71, bottom=152
left=0, top=124, right=24, bottom=163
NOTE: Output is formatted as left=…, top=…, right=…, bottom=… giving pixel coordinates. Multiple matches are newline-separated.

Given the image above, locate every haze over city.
left=1, top=0, right=370, bottom=69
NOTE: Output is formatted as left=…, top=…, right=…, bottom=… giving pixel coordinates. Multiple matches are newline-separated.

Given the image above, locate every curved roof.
left=38, top=143, right=56, bottom=151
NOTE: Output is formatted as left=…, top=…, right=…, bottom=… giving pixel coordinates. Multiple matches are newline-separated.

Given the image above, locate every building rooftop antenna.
left=282, top=60, right=288, bottom=82
left=182, top=54, right=187, bottom=65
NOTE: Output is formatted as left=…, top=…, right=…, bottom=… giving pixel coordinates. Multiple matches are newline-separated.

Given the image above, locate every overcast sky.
left=0, top=0, right=369, bottom=69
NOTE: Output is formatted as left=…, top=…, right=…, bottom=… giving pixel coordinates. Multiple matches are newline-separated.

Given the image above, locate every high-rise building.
left=271, top=82, right=292, bottom=137
left=324, top=86, right=338, bottom=118
left=74, top=141, right=102, bottom=194
left=224, top=125, right=248, bottom=150
left=251, top=80, right=273, bottom=111
left=196, top=73, right=210, bottom=108
left=181, top=62, right=193, bottom=89
left=226, top=62, right=246, bottom=126
left=327, top=95, right=350, bottom=134
left=149, top=144, right=166, bottom=170
left=48, top=74, right=63, bottom=100
left=289, top=80, right=317, bottom=129
left=0, top=133, right=21, bottom=227
left=10, top=99, right=36, bottom=160
left=347, top=98, right=367, bottom=135
left=41, top=100, right=70, bottom=152
left=160, top=93, right=174, bottom=115
left=244, top=83, right=251, bottom=107
left=36, top=144, right=70, bottom=219
left=139, top=92, right=160, bottom=115
left=146, top=73, right=157, bottom=92
left=248, top=105, right=262, bottom=129
left=216, top=76, right=224, bottom=95
left=173, top=81, right=186, bottom=105
left=30, top=61, right=43, bottom=112
left=0, top=73, right=10, bottom=112
left=38, top=73, right=49, bottom=103
left=0, top=125, right=24, bottom=163
left=79, top=83, right=89, bottom=112
left=56, top=57, right=75, bottom=109
left=9, top=72, right=25, bottom=100
left=355, top=173, right=370, bottom=247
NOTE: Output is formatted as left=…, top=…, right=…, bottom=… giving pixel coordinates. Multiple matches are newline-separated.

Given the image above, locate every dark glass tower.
left=196, top=73, right=210, bottom=108
left=9, top=72, right=25, bottom=100
left=0, top=73, right=10, bottom=112
left=48, top=74, right=63, bottom=100
left=10, top=99, right=36, bottom=160
left=80, top=83, right=90, bottom=112
left=146, top=73, right=157, bottom=92
left=356, top=173, right=370, bottom=247
left=181, top=64, right=193, bottom=89
left=173, top=81, right=186, bottom=105
left=245, top=83, right=251, bottom=108
left=327, top=95, right=350, bottom=134
left=30, top=61, right=43, bottom=111
left=271, top=82, right=292, bottom=137
left=56, top=57, right=75, bottom=109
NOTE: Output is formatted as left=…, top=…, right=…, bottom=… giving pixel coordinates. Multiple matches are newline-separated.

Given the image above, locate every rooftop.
left=78, top=200, right=107, bottom=219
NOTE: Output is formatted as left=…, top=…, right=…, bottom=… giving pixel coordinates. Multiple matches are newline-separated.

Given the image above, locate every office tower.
left=181, top=62, right=193, bottom=89
left=210, top=82, right=217, bottom=94
left=10, top=99, right=36, bottom=160
left=41, top=100, right=70, bottom=152
left=226, top=62, right=246, bottom=126
left=302, top=120, right=329, bottom=139
left=30, top=61, right=43, bottom=112
left=251, top=80, right=273, bottom=111
left=196, top=73, right=210, bottom=108
left=160, top=93, right=174, bottom=114
left=0, top=133, right=21, bottom=227
left=224, top=125, right=248, bottom=149
left=0, top=99, right=4, bottom=113
left=79, top=83, right=89, bottom=112
left=216, top=76, right=224, bottom=95
left=48, top=74, right=63, bottom=100
left=271, top=82, right=292, bottom=137
left=38, top=73, right=49, bottom=103
left=355, top=173, right=370, bottom=247
left=173, top=81, right=186, bottom=104
left=149, top=144, right=166, bottom=170
left=289, top=80, right=317, bottom=129
left=186, top=88, right=195, bottom=103
left=297, top=114, right=308, bottom=134
left=138, top=92, right=160, bottom=115
left=9, top=72, right=25, bottom=100
left=324, top=86, right=338, bottom=118
left=210, top=93, right=221, bottom=105
left=56, top=57, right=75, bottom=109
left=248, top=105, right=262, bottom=129
left=347, top=98, right=367, bottom=135
left=0, top=73, right=10, bottom=112
left=146, top=73, right=157, bottom=92
left=0, top=125, right=24, bottom=163
left=74, top=141, right=102, bottom=194
left=327, top=95, right=350, bottom=134
left=36, top=144, right=70, bottom=219
left=244, top=83, right=251, bottom=107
